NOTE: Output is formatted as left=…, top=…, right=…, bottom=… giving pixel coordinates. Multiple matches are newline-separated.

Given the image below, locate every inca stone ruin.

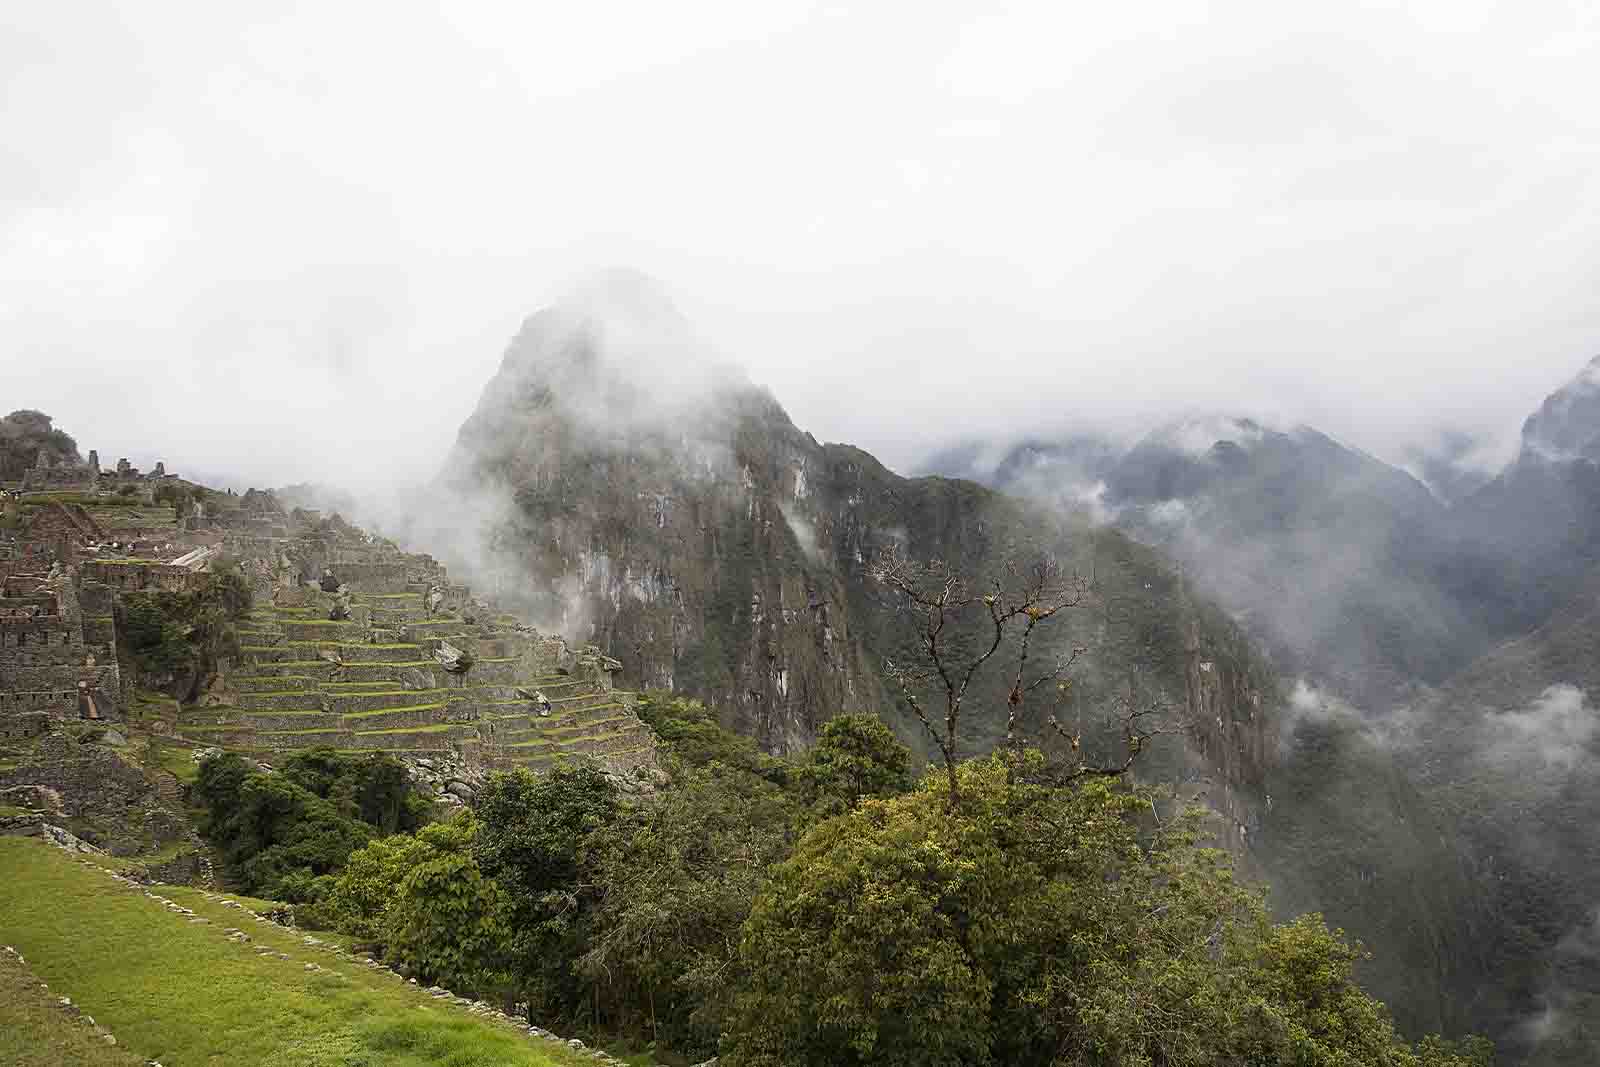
left=1, top=452, right=657, bottom=777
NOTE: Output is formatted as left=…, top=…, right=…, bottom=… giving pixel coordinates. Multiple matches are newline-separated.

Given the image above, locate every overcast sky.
left=4, top=1, right=1599, bottom=488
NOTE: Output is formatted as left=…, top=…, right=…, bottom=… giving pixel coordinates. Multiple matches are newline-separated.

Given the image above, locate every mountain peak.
left=1518, top=354, right=1600, bottom=464
left=481, top=270, right=750, bottom=428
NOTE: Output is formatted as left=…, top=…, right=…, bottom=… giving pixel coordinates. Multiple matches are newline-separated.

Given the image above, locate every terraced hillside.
left=177, top=586, right=657, bottom=776
left=83, top=490, right=669, bottom=779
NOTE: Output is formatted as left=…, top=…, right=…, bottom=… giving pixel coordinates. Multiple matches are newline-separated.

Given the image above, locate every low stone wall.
left=277, top=620, right=365, bottom=642
left=236, top=691, right=327, bottom=712
left=456, top=660, right=528, bottom=685
left=340, top=705, right=466, bottom=731
left=204, top=711, right=337, bottom=732
left=326, top=690, right=451, bottom=715
left=0, top=705, right=61, bottom=734
left=140, top=848, right=205, bottom=885
left=325, top=562, right=409, bottom=593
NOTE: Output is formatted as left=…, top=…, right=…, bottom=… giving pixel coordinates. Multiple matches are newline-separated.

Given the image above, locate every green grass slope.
left=0, top=838, right=599, bottom=1067
left=1, top=946, right=146, bottom=1067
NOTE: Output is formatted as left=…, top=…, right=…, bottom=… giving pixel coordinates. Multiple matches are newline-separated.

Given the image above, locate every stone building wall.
left=0, top=570, right=121, bottom=723
left=79, top=561, right=209, bottom=594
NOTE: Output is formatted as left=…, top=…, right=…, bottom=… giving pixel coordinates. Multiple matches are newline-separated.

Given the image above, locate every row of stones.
left=0, top=944, right=143, bottom=1061
left=75, top=857, right=637, bottom=1065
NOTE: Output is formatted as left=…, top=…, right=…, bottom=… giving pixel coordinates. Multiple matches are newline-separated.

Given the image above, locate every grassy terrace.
left=342, top=702, right=450, bottom=720
left=357, top=723, right=458, bottom=736
left=0, top=838, right=602, bottom=1067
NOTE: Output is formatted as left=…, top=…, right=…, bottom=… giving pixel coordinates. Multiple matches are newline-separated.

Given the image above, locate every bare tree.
left=873, top=543, right=1180, bottom=807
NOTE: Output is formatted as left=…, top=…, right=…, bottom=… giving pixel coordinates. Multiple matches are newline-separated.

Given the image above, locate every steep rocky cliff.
left=427, top=277, right=1281, bottom=840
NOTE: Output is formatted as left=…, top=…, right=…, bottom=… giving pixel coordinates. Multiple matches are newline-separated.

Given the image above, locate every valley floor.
left=0, top=838, right=601, bottom=1067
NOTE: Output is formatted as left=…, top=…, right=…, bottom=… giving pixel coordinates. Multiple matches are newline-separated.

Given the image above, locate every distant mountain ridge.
left=923, top=356, right=1600, bottom=1061
left=926, top=414, right=1478, bottom=705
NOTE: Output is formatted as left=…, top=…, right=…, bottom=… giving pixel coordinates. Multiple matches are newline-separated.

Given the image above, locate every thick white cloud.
left=3, top=0, right=1599, bottom=486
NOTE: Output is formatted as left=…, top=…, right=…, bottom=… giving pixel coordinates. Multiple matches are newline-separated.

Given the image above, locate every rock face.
left=429, top=278, right=1280, bottom=832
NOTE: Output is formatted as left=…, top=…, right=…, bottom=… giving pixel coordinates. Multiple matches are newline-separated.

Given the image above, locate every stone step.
left=292, top=641, right=427, bottom=665
left=494, top=701, right=629, bottom=734
left=238, top=690, right=325, bottom=712
left=254, top=726, right=355, bottom=749
left=402, top=620, right=473, bottom=640
left=236, top=660, right=337, bottom=681
left=327, top=661, right=446, bottom=684
left=231, top=674, right=316, bottom=692
left=327, top=689, right=454, bottom=714
left=279, top=619, right=366, bottom=642
left=369, top=607, right=426, bottom=625
left=226, top=710, right=344, bottom=732
left=176, top=724, right=258, bottom=747
left=507, top=712, right=641, bottom=747
left=346, top=724, right=470, bottom=749
left=350, top=592, right=424, bottom=605
left=340, top=703, right=458, bottom=732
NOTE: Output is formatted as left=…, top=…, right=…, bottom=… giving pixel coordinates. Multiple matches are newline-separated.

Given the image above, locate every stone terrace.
left=177, top=567, right=656, bottom=778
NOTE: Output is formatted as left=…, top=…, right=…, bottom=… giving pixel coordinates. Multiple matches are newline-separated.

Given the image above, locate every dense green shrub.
left=633, top=694, right=789, bottom=783
left=724, top=753, right=1492, bottom=1067
left=791, top=712, right=914, bottom=819
left=472, top=765, right=619, bottom=1021
left=194, top=748, right=427, bottom=901
left=383, top=817, right=511, bottom=994
left=302, top=699, right=1494, bottom=1066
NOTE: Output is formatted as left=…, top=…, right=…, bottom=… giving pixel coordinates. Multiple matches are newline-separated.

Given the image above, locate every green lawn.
left=0, top=949, right=146, bottom=1067
left=0, top=838, right=598, bottom=1066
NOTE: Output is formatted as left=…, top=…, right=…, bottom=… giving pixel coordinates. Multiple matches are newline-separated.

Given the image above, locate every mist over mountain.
left=925, top=416, right=1472, bottom=705
left=922, top=355, right=1600, bottom=1060
left=12, top=3, right=1600, bottom=1062
left=365, top=277, right=1281, bottom=837
left=322, top=277, right=1600, bottom=1059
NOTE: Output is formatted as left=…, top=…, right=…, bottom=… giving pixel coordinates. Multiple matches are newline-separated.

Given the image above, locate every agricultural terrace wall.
left=325, top=562, right=409, bottom=593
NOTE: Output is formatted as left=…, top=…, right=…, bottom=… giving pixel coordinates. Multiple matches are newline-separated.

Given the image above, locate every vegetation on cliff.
left=222, top=697, right=1489, bottom=1065
left=116, top=559, right=253, bottom=699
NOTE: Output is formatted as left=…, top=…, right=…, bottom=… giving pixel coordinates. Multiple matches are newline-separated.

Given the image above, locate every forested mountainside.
left=419, top=279, right=1280, bottom=840
left=924, top=357, right=1600, bottom=1062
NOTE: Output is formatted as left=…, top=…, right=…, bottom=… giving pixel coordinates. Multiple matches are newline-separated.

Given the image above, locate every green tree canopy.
left=725, top=753, right=1491, bottom=1067
left=792, top=713, right=915, bottom=819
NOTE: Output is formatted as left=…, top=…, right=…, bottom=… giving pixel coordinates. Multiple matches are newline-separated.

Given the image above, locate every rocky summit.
left=417, top=281, right=1280, bottom=842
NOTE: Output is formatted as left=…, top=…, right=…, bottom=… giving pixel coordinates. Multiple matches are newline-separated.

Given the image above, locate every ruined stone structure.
left=166, top=494, right=657, bottom=776
left=1, top=485, right=657, bottom=777
left=9, top=503, right=107, bottom=565
left=0, top=569, right=121, bottom=726
left=11, top=447, right=175, bottom=493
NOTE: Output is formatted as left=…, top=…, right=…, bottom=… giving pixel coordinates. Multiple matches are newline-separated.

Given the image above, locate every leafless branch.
left=870, top=543, right=1093, bottom=808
